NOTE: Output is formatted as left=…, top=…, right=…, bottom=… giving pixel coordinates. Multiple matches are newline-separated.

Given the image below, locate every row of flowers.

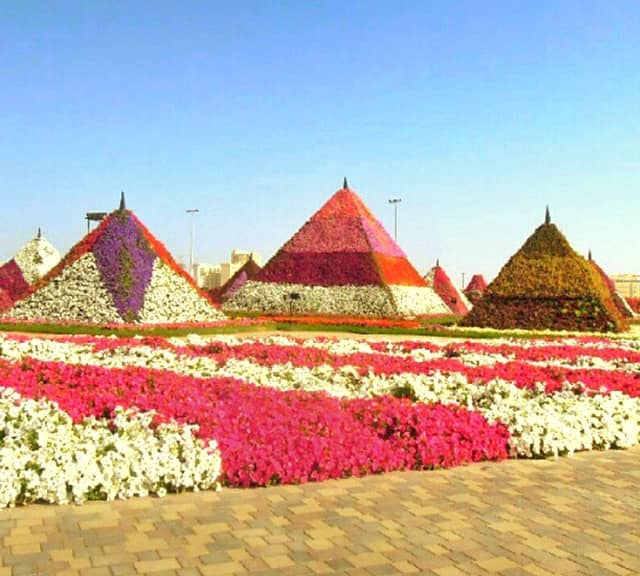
left=0, top=386, right=222, bottom=508
left=0, top=351, right=508, bottom=497
left=65, top=332, right=640, bottom=395
left=225, top=281, right=450, bottom=317
left=2, top=333, right=639, bottom=460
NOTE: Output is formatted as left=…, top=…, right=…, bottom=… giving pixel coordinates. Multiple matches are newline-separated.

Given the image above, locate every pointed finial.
left=436, top=258, right=440, bottom=267
left=588, top=249, right=592, bottom=261
left=119, top=191, right=126, bottom=211
left=36, top=227, right=42, bottom=239
left=343, top=177, right=348, bottom=189
left=545, top=205, right=550, bottom=224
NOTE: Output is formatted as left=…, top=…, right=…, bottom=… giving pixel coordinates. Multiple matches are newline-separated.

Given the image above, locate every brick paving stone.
left=1, top=446, right=639, bottom=575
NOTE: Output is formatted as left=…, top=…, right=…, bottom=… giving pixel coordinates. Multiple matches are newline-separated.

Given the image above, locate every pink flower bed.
left=0, top=356, right=509, bottom=487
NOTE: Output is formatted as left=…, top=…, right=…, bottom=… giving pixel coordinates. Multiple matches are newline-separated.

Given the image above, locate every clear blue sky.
left=1, top=1, right=639, bottom=286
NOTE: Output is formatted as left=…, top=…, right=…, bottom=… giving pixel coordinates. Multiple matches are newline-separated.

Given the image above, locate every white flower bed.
left=139, top=259, right=224, bottom=323
left=224, top=281, right=449, bottom=317
left=0, top=387, right=221, bottom=507
left=7, top=253, right=121, bottom=323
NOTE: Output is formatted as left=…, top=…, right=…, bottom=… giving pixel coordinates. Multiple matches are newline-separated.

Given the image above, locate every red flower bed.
left=0, top=356, right=509, bottom=487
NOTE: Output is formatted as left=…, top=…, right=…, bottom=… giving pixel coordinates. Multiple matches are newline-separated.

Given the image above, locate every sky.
left=1, top=1, right=639, bottom=287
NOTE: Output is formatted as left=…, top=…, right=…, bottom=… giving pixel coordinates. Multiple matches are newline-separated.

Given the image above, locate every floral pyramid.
left=210, top=258, right=261, bottom=304
left=0, top=229, right=60, bottom=303
left=225, top=180, right=449, bottom=317
left=0, top=288, right=11, bottom=312
left=424, top=261, right=471, bottom=315
left=461, top=208, right=627, bottom=332
left=588, top=251, right=634, bottom=319
left=7, top=194, right=224, bottom=324
left=463, top=274, right=487, bottom=305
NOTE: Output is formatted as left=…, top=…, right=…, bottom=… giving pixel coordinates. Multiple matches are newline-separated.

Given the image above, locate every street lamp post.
left=186, top=209, right=199, bottom=279
left=388, top=198, right=402, bottom=241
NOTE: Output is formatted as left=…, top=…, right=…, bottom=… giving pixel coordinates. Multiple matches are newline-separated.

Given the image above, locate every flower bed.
left=0, top=352, right=508, bottom=491
left=0, top=336, right=640, bottom=474
left=0, top=387, right=221, bottom=507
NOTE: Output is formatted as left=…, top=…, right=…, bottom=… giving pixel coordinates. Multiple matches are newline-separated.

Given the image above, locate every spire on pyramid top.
left=36, top=227, right=42, bottom=239
left=119, top=191, right=127, bottom=211
left=343, top=177, right=348, bottom=190
left=545, top=205, right=551, bottom=225
left=588, top=249, right=592, bottom=261
left=436, top=258, right=440, bottom=267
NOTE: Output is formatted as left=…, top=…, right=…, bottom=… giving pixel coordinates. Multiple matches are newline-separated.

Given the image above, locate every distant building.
left=194, top=249, right=261, bottom=289
left=611, top=274, right=640, bottom=298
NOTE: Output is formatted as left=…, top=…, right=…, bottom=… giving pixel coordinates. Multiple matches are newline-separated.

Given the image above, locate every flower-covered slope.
left=0, top=287, right=12, bottom=312
left=225, top=181, right=449, bottom=317
left=0, top=229, right=61, bottom=304
left=7, top=199, right=224, bottom=324
left=211, top=258, right=262, bottom=304
left=588, top=254, right=635, bottom=319
left=464, top=274, right=487, bottom=305
left=0, top=260, right=29, bottom=303
left=627, top=298, right=640, bottom=315
left=424, top=262, right=471, bottom=315
left=462, top=210, right=627, bottom=332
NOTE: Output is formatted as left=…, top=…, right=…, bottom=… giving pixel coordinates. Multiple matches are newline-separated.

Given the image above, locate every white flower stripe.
left=224, top=281, right=450, bottom=317
left=0, top=387, right=221, bottom=508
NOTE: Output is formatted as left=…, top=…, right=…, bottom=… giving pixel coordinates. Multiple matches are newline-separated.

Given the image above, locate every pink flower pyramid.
left=588, top=252, right=634, bottom=318
left=424, top=262, right=471, bottom=315
left=225, top=180, right=449, bottom=317
left=463, top=274, right=487, bottom=305
left=7, top=194, right=224, bottom=324
left=211, top=258, right=262, bottom=303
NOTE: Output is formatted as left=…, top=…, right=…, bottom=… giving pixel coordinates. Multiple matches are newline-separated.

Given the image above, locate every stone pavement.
left=1, top=447, right=639, bottom=576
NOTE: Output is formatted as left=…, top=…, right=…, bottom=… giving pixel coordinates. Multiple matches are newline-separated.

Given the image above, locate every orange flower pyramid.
left=462, top=208, right=627, bottom=332
left=225, top=180, right=449, bottom=317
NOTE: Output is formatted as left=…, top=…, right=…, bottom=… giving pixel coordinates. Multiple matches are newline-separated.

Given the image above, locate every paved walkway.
left=2, top=447, right=639, bottom=576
